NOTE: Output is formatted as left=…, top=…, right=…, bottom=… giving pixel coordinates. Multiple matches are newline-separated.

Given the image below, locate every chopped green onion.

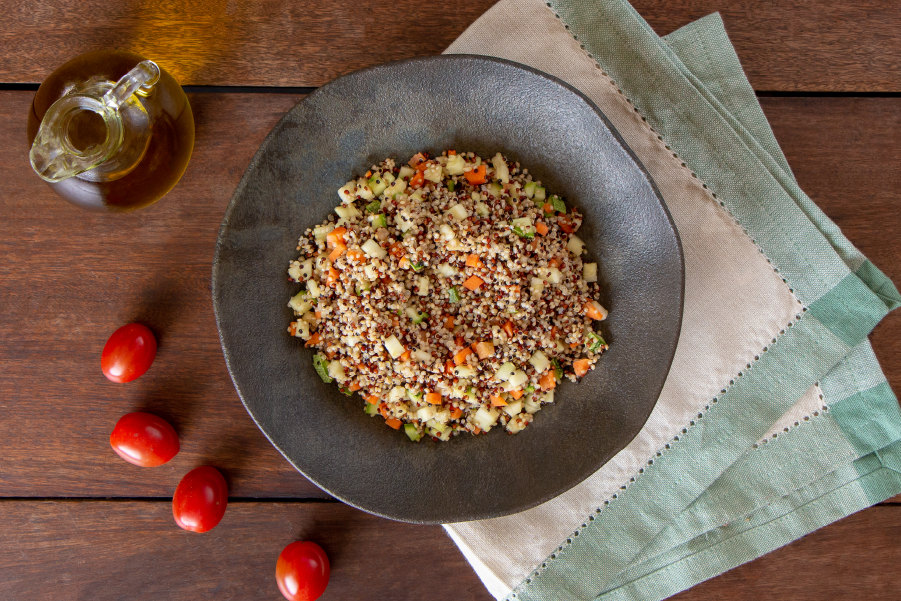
left=587, top=331, right=609, bottom=353
left=551, top=195, right=567, bottom=213
left=513, top=225, right=535, bottom=239
left=338, top=385, right=353, bottom=396
left=413, top=312, right=428, bottom=325
left=313, top=353, right=333, bottom=383
left=448, top=287, right=461, bottom=304
left=411, top=261, right=425, bottom=272
left=365, top=200, right=381, bottom=213
left=446, top=180, right=455, bottom=192
left=404, top=423, right=422, bottom=442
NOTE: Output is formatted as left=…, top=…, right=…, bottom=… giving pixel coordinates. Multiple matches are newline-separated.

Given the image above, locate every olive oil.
left=28, top=50, right=194, bottom=212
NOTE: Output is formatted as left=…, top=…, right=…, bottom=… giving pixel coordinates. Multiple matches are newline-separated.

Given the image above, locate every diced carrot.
left=326, top=226, right=347, bottom=248
left=389, top=242, right=405, bottom=258
left=288, top=322, right=298, bottom=336
left=304, top=332, right=322, bottom=347
left=509, top=388, right=524, bottom=400
left=463, top=275, right=485, bottom=291
left=454, top=347, right=473, bottom=366
left=570, top=342, right=579, bottom=349
left=379, top=404, right=389, bottom=418
left=447, top=150, right=456, bottom=156
left=399, top=256, right=411, bottom=269
left=325, top=350, right=336, bottom=360
left=538, top=372, right=557, bottom=390
left=472, top=341, right=495, bottom=359
left=454, top=334, right=465, bottom=348
left=399, top=349, right=412, bottom=362
left=444, top=315, right=455, bottom=330
left=385, top=418, right=402, bottom=430
left=408, top=152, right=428, bottom=168
left=502, top=320, right=516, bottom=338
left=473, top=427, right=482, bottom=435
left=409, top=171, right=425, bottom=188
left=464, top=165, right=487, bottom=185
left=315, top=310, right=322, bottom=319
left=542, top=203, right=553, bottom=213
left=558, top=215, right=576, bottom=233
left=465, top=254, right=484, bottom=268
left=346, top=249, right=365, bottom=263
left=585, top=300, right=608, bottom=321
left=573, top=359, right=591, bottom=378
left=490, top=395, right=508, bottom=407
left=328, top=242, right=346, bottom=262
left=327, top=267, right=340, bottom=287
left=365, top=170, right=372, bottom=178
left=425, top=392, right=443, bottom=405
left=366, top=394, right=379, bottom=404
left=509, top=285, right=520, bottom=294
left=535, top=221, right=549, bottom=236
left=549, top=258, right=560, bottom=268
left=348, top=381, right=362, bottom=392
left=450, top=407, right=463, bottom=419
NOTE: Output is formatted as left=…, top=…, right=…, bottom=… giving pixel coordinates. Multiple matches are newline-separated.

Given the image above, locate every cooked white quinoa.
left=287, top=151, right=608, bottom=441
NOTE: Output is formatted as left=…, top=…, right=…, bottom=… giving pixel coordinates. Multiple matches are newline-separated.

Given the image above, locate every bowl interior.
left=213, top=55, right=683, bottom=524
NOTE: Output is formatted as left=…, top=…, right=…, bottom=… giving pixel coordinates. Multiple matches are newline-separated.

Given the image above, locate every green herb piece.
left=448, top=286, right=461, bottom=304
left=551, top=195, right=567, bottom=213
left=551, top=358, right=563, bottom=382
left=313, top=353, right=333, bottom=383
left=587, top=331, right=609, bottom=353
left=446, top=180, right=456, bottom=192
left=338, top=385, right=353, bottom=396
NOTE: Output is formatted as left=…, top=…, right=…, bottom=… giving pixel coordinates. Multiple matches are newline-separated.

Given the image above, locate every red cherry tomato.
left=110, top=412, right=179, bottom=467
left=101, top=323, right=157, bottom=383
left=276, top=541, right=330, bottom=601
left=172, top=466, right=228, bottom=533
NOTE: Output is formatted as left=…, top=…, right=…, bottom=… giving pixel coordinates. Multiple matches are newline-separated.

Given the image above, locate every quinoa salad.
left=286, top=151, right=609, bottom=442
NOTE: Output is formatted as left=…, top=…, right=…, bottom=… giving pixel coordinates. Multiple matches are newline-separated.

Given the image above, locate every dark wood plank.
left=0, top=0, right=899, bottom=91
left=673, top=505, right=901, bottom=600
left=2, top=92, right=900, bottom=499
left=633, top=0, right=901, bottom=92
left=0, top=500, right=491, bottom=600
left=0, top=90, right=328, bottom=499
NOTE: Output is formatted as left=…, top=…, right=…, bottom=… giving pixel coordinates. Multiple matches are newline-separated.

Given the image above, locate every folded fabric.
left=443, top=1, right=901, bottom=600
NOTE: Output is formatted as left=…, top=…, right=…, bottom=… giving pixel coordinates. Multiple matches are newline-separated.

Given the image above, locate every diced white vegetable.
left=523, top=397, right=541, bottom=414
left=446, top=238, right=467, bottom=252
left=450, top=382, right=469, bottom=399
left=405, top=307, right=420, bottom=320
left=415, top=275, right=430, bottom=296
left=431, top=409, right=451, bottom=424
left=583, top=262, right=598, bottom=283
left=486, top=182, right=503, bottom=198
left=539, top=266, right=563, bottom=284
left=507, top=370, right=528, bottom=389
left=288, top=292, right=314, bottom=315
left=361, top=239, right=387, bottom=259
left=384, top=335, right=405, bottom=359
left=567, top=234, right=586, bottom=255
left=355, top=179, right=374, bottom=200
left=428, top=420, right=452, bottom=440
left=363, top=264, right=378, bottom=281
left=439, top=224, right=455, bottom=240
left=542, top=390, right=555, bottom=404
left=529, top=350, right=550, bottom=373
left=334, top=203, right=360, bottom=220
left=445, top=154, right=466, bottom=175
left=412, top=349, right=431, bottom=363
left=530, top=277, right=545, bottom=296
left=473, top=406, right=500, bottom=431
left=423, top=163, right=443, bottom=183
left=446, top=203, right=469, bottom=222
left=408, top=189, right=426, bottom=202
left=327, top=360, right=347, bottom=382
left=384, top=178, right=406, bottom=198
left=289, top=320, right=310, bottom=340
left=471, top=192, right=481, bottom=202
left=506, top=414, right=531, bottom=433
left=313, top=223, right=335, bottom=242
left=453, top=365, right=476, bottom=379
left=502, top=400, right=523, bottom=417
left=394, top=207, right=414, bottom=232
left=555, top=339, right=565, bottom=353
left=475, top=201, right=490, bottom=217
left=337, top=181, right=356, bottom=203
left=495, top=362, right=516, bottom=382
left=416, top=405, right=437, bottom=421
left=436, top=263, right=458, bottom=277
left=288, top=258, right=313, bottom=281
left=307, top=280, right=322, bottom=298
left=491, top=153, right=510, bottom=184
left=398, top=165, right=415, bottom=179
left=388, top=386, right=407, bottom=402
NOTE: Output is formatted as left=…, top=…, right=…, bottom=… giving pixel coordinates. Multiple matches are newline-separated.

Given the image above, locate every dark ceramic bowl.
left=212, top=55, right=683, bottom=524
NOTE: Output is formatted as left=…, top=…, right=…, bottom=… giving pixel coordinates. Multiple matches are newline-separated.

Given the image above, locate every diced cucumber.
left=388, top=386, right=407, bottom=403
left=407, top=389, right=424, bottom=402
left=448, top=286, right=461, bottom=304
left=533, top=186, right=546, bottom=201
left=485, top=182, right=503, bottom=198
left=335, top=204, right=360, bottom=221
left=384, top=335, right=405, bottom=359
left=491, top=153, right=510, bottom=184
left=412, top=350, right=431, bottom=363
left=475, top=202, right=490, bottom=217
left=507, top=370, right=528, bottom=389
left=365, top=200, right=381, bottom=213
left=404, top=423, right=422, bottom=442
left=523, top=397, right=541, bottom=414
left=495, top=362, right=516, bottom=382
left=439, top=224, right=455, bottom=240
left=368, top=174, right=388, bottom=196
left=416, top=405, right=437, bottom=421
left=288, top=320, right=310, bottom=340
left=338, top=385, right=353, bottom=396
left=365, top=402, right=379, bottom=415
left=384, top=178, right=407, bottom=198
left=313, top=223, right=335, bottom=242
left=288, top=291, right=314, bottom=315
left=513, top=226, right=535, bottom=239
left=524, top=182, right=538, bottom=199
left=551, top=358, right=563, bottom=381
left=398, top=165, right=415, bottom=180
left=370, top=213, right=387, bottom=228
left=529, top=350, right=550, bottom=373
left=567, top=234, right=586, bottom=255
left=583, top=262, right=598, bottom=283
left=502, top=400, right=522, bottom=417
left=453, top=365, right=475, bottom=379
left=473, top=406, right=499, bottom=431
left=355, top=179, right=374, bottom=200
left=530, top=277, right=545, bottom=296
left=423, top=163, right=443, bottom=183
left=313, top=353, right=333, bottom=383
left=411, top=261, right=425, bottom=273
left=288, top=258, right=313, bottom=281
left=338, top=181, right=357, bottom=203
left=445, top=154, right=466, bottom=175
left=415, top=275, right=430, bottom=296
left=446, top=203, right=469, bottom=221
left=307, top=280, right=322, bottom=298
left=362, top=239, right=387, bottom=259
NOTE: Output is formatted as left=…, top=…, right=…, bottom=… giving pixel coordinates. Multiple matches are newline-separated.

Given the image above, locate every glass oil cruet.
left=27, top=50, right=195, bottom=212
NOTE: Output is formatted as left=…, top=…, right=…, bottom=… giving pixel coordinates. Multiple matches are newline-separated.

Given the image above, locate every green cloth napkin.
left=442, top=2, right=901, bottom=600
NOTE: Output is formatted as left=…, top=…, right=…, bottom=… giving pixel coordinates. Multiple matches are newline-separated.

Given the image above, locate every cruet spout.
left=29, top=60, right=160, bottom=183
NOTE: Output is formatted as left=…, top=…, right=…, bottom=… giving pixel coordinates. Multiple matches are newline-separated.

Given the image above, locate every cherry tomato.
left=172, top=466, right=228, bottom=533
left=110, top=412, right=179, bottom=467
left=101, top=323, right=157, bottom=383
left=276, top=541, right=330, bottom=601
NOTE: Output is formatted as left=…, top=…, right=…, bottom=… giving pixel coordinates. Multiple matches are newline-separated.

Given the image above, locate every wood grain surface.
left=1, top=499, right=899, bottom=600
left=0, top=0, right=898, bottom=91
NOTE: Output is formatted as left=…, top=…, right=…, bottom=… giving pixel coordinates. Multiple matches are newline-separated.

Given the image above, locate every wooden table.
left=2, top=1, right=899, bottom=599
